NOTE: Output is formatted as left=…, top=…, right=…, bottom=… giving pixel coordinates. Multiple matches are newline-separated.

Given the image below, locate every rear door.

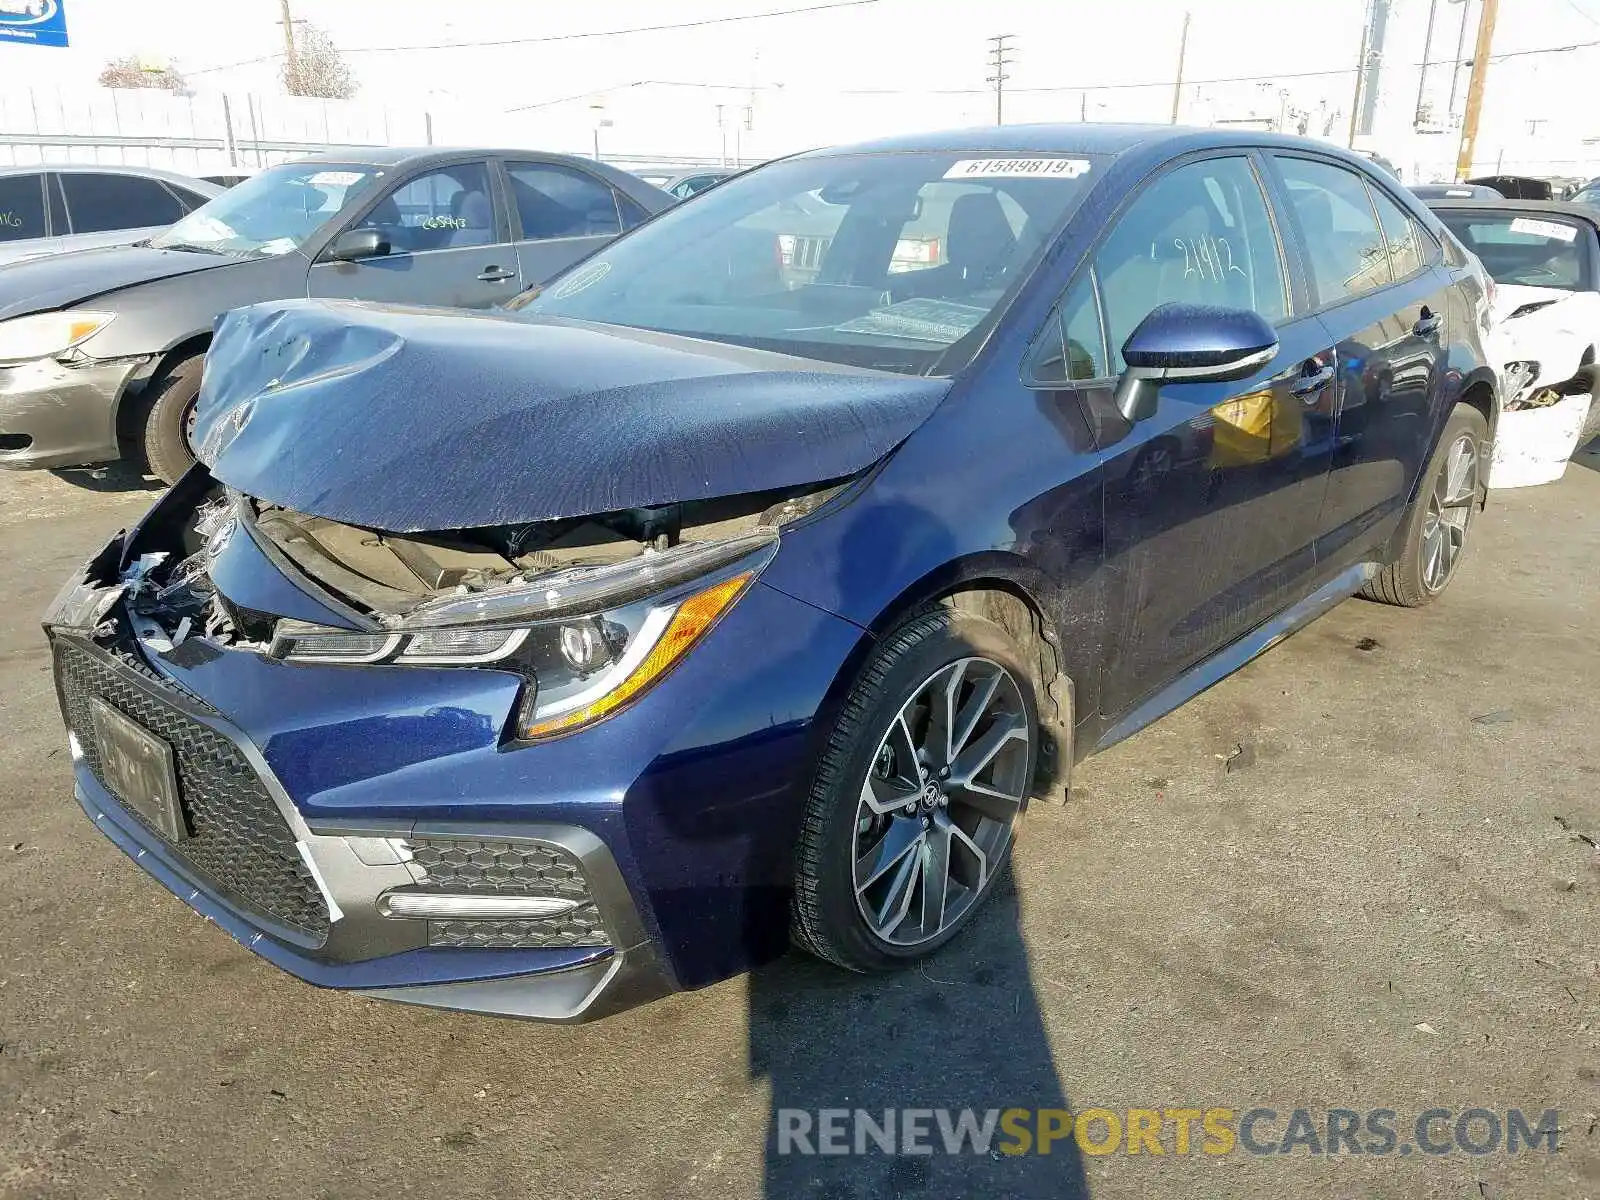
left=501, top=160, right=628, bottom=286
left=1268, top=155, right=1452, bottom=569
left=307, top=160, right=519, bottom=310
left=0, top=172, right=52, bottom=260
left=1042, top=153, right=1337, bottom=715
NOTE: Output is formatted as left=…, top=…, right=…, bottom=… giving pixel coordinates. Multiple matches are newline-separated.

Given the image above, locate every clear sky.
left=2, top=0, right=1597, bottom=175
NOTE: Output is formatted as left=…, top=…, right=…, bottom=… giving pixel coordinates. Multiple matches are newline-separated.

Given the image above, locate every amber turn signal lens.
left=522, top=572, right=753, bottom=739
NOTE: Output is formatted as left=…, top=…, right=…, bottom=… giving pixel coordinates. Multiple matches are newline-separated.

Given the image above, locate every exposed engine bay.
left=118, top=474, right=850, bottom=653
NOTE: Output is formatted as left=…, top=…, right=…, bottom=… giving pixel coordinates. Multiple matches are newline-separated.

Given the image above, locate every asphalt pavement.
left=0, top=452, right=1596, bottom=1200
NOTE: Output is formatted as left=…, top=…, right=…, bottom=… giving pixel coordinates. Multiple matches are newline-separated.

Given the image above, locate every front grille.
left=409, top=838, right=610, bottom=949
left=54, top=640, right=330, bottom=941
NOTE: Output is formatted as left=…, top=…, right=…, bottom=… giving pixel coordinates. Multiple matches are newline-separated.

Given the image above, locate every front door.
left=1268, top=155, right=1452, bottom=569
left=1064, top=154, right=1336, bottom=716
left=307, top=161, right=520, bottom=310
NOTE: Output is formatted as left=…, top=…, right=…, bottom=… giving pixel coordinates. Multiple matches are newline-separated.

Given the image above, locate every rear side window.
left=59, top=173, right=187, bottom=233
left=505, top=162, right=622, bottom=240
left=1095, top=156, right=1287, bottom=372
left=1433, top=211, right=1586, bottom=289
left=0, top=173, right=46, bottom=242
left=1275, top=157, right=1390, bottom=305
left=1369, top=188, right=1424, bottom=280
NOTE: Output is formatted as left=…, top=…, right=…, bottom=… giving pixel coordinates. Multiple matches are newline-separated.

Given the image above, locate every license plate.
left=89, top=697, right=186, bottom=842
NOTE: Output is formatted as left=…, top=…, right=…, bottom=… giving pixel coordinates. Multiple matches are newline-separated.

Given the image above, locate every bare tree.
left=98, top=55, right=189, bottom=94
left=282, top=23, right=356, bottom=100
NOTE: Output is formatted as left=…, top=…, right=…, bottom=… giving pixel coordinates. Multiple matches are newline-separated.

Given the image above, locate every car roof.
left=791, top=122, right=1373, bottom=161
left=1423, top=198, right=1600, bottom=226
left=0, top=162, right=221, bottom=192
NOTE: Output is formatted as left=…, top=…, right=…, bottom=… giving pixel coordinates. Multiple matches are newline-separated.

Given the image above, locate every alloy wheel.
left=1420, top=432, right=1479, bottom=593
left=852, top=657, right=1030, bottom=947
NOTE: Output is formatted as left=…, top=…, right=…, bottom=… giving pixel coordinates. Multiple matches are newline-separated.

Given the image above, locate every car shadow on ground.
left=47, top=464, right=165, bottom=494
left=748, top=875, right=1090, bottom=1198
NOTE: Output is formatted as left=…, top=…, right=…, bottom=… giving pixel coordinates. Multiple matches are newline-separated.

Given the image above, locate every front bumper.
left=50, top=625, right=676, bottom=1021
left=0, top=353, right=148, bottom=470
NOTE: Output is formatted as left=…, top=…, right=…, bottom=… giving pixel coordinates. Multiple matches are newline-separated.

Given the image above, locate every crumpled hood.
left=1485, top=284, right=1600, bottom=395
left=0, top=243, right=237, bottom=320
left=195, top=299, right=951, bottom=532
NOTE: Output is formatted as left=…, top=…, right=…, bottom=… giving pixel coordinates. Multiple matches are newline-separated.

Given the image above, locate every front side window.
left=151, top=162, right=382, bottom=257
left=1433, top=211, right=1587, bottom=290
left=505, top=162, right=621, bottom=240
left=1275, top=157, right=1391, bottom=305
left=1095, top=156, right=1287, bottom=372
left=59, top=173, right=185, bottom=233
left=519, top=151, right=1102, bottom=375
left=0, top=173, right=45, bottom=242
left=351, top=163, right=496, bottom=253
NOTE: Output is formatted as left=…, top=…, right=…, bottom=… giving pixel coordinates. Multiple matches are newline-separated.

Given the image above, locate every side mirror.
left=326, top=228, right=390, bottom=263
left=1113, top=303, right=1278, bottom=422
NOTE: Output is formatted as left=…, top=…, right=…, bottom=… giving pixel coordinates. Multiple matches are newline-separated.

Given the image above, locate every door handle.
left=477, top=266, right=516, bottom=282
left=1413, top=308, right=1443, bottom=338
left=1291, top=363, right=1336, bottom=399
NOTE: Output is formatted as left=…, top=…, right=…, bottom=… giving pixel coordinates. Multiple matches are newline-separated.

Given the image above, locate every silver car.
left=0, top=164, right=221, bottom=267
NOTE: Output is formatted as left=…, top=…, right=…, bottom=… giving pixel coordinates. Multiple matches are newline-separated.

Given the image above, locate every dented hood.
left=195, top=299, right=950, bottom=532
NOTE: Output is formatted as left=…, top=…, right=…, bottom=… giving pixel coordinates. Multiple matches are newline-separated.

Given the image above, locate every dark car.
left=0, top=164, right=220, bottom=266
left=43, top=124, right=1495, bottom=1021
left=1425, top=197, right=1600, bottom=295
left=1466, top=175, right=1554, bottom=201
left=634, top=168, right=734, bottom=200
left=1410, top=183, right=1502, bottom=201
left=0, top=148, right=672, bottom=482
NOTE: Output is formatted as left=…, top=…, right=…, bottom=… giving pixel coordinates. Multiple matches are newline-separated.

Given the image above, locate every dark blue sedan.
left=44, top=124, right=1497, bottom=1020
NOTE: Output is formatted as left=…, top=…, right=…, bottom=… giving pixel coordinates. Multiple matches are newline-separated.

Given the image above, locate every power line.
left=346, top=0, right=882, bottom=54
left=191, top=0, right=883, bottom=75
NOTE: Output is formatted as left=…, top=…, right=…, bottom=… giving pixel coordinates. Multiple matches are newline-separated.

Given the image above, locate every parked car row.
left=37, top=123, right=1505, bottom=1022
left=0, top=148, right=674, bottom=481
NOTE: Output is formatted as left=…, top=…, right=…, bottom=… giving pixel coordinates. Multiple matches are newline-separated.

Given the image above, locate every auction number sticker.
left=1509, top=217, right=1577, bottom=243
left=944, top=158, right=1092, bottom=180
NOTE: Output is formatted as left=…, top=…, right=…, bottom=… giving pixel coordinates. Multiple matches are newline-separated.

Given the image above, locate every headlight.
left=0, top=311, right=115, bottom=363
left=267, top=534, right=776, bottom=740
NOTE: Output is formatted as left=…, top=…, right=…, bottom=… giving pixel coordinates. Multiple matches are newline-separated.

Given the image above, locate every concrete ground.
left=0, top=453, right=1596, bottom=1200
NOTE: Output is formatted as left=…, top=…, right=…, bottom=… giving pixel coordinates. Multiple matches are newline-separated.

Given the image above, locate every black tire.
left=1361, top=402, right=1489, bottom=607
left=791, top=607, right=1039, bottom=973
left=139, top=354, right=205, bottom=486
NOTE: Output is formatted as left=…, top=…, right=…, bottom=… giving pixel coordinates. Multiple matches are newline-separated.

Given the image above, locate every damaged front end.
left=108, top=469, right=851, bottom=743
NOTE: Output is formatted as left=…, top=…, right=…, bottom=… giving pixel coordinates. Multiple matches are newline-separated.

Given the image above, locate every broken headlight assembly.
left=267, top=532, right=778, bottom=740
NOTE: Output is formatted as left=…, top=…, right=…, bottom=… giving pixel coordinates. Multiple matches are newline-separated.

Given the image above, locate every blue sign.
left=0, top=0, right=68, bottom=48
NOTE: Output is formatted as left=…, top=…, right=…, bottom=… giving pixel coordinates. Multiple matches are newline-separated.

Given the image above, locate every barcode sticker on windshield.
left=944, top=158, right=1091, bottom=181
left=1509, top=217, right=1577, bottom=242
left=309, top=171, right=366, bottom=187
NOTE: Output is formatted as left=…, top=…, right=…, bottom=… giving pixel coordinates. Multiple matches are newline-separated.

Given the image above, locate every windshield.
left=516, top=151, right=1102, bottom=375
left=1435, top=211, right=1588, bottom=290
left=151, top=162, right=383, bottom=257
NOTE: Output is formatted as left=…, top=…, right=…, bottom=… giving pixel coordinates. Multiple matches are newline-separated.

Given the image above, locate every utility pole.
left=1454, top=0, right=1498, bottom=180
left=1447, top=0, right=1472, bottom=120
left=279, top=0, right=299, bottom=77
left=1414, top=0, right=1440, bottom=127
left=1170, top=11, right=1190, bottom=124
left=986, top=34, right=1014, bottom=125
left=1347, top=0, right=1372, bottom=147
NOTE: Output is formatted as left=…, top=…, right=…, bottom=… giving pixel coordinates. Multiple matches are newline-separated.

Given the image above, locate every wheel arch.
left=809, top=552, right=1077, bottom=804
left=114, top=331, right=213, bottom=454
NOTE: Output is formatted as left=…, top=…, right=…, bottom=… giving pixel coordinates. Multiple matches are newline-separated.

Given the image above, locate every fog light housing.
left=379, top=892, right=581, bottom=920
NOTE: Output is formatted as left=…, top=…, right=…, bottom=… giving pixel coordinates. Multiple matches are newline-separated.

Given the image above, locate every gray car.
left=0, top=164, right=221, bottom=267
left=0, top=147, right=672, bottom=482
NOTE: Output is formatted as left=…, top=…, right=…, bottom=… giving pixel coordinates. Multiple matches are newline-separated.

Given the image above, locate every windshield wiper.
left=154, top=242, right=228, bottom=256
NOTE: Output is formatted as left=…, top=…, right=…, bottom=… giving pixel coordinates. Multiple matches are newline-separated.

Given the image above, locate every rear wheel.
left=1361, top=402, right=1488, bottom=607
left=791, top=608, right=1038, bottom=972
left=139, top=354, right=205, bottom=486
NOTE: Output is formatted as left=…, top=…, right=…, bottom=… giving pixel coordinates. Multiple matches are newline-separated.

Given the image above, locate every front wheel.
left=1362, top=402, right=1488, bottom=607
left=791, top=608, right=1039, bottom=972
left=139, top=354, right=205, bottom=486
